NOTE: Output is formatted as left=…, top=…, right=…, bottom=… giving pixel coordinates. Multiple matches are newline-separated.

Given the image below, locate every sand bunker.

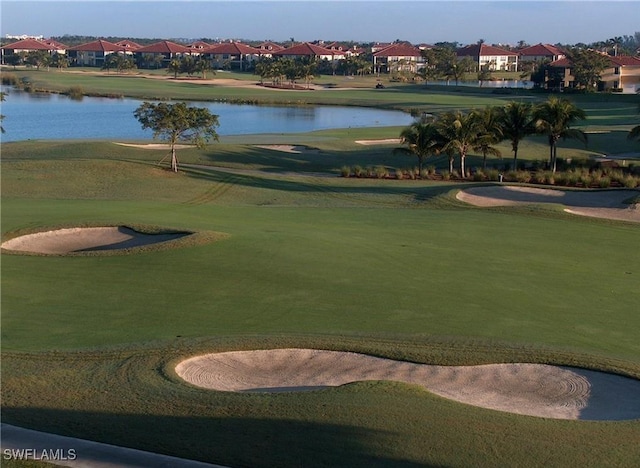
left=254, top=144, right=320, bottom=154
left=457, top=186, right=640, bottom=223
left=354, top=138, right=401, bottom=145
left=1, top=226, right=189, bottom=255
left=176, top=349, right=640, bottom=421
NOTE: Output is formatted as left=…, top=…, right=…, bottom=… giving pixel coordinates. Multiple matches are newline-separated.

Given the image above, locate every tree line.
left=395, top=96, right=640, bottom=179
left=395, top=97, right=589, bottom=176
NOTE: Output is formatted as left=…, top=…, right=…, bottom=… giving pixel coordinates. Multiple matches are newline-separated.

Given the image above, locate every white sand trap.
left=355, top=138, right=401, bottom=145
left=254, top=144, right=320, bottom=154
left=1, top=226, right=188, bottom=254
left=176, top=349, right=640, bottom=421
left=113, top=142, right=193, bottom=150
left=457, top=186, right=640, bottom=223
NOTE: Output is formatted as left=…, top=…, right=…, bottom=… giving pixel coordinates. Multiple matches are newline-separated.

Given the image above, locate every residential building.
left=133, top=40, right=190, bottom=67
left=372, top=43, right=423, bottom=74
left=203, top=42, right=261, bottom=71
left=68, top=39, right=126, bottom=67
left=272, top=42, right=344, bottom=61
left=1, top=38, right=65, bottom=64
left=518, top=43, right=565, bottom=63
left=548, top=55, right=640, bottom=93
left=457, top=43, right=519, bottom=72
left=256, top=41, right=285, bottom=58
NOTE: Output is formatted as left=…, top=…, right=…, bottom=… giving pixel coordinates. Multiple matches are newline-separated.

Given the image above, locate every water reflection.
left=0, top=87, right=413, bottom=142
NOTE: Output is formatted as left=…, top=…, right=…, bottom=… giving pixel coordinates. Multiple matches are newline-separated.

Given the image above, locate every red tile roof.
left=43, top=38, right=69, bottom=49
left=609, top=55, right=640, bottom=66
left=69, top=39, right=126, bottom=53
left=257, top=41, right=285, bottom=51
left=204, top=42, right=260, bottom=55
left=550, top=55, right=640, bottom=68
left=115, top=40, right=142, bottom=50
left=273, top=42, right=338, bottom=57
left=518, top=43, right=564, bottom=57
left=457, top=44, right=518, bottom=57
left=1, top=38, right=58, bottom=51
left=134, top=41, right=190, bottom=54
left=373, top=43, right=422, bottom=57
left=549, top=58, right=572, bottom=67
left=187, top=41, right=212, bottom=51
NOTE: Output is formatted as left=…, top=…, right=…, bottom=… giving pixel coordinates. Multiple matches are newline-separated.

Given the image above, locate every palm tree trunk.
left=512, top=146, right=518, bottom=171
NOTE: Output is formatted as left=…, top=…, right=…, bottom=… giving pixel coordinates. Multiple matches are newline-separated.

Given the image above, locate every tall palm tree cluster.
left=254, top=57, right=317, bottom=88
left=395, top=97, right=588, bottom=177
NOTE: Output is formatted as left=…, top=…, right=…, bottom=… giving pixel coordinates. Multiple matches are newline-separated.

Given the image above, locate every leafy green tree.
left=134, top=102, right=220, bottom=172
left=446, top=57, right=474, bottom=86
left=566, top=48, right=610, bottom=91
left=477, top=62, right=494, bottom=86
left=394, top=117, right=441, bottom=172
left=534, top=97, right=587, bottom=173
left=25, top=51, right=50, bottom=70
left=499, top=101, right=536, bottom=170
left=472, top=106, right=503, bottom=169
left=180, top=55, right=198, bottom=76
left=51, top=53, right=69, bottom=71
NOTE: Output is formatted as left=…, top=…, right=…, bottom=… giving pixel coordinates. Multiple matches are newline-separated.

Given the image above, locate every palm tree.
left=499, top=101, right=536, bottom=170
left=167, top=59, right=182, bottom=79
left=195, top=58, right=214, bottom=79
left=437, top=110, right=481, bottom=178
left=394, top=117, right=441, bottom=173
left=534, top=97, right=587, bottom=173
left=473, top=106, right=503, bottom=169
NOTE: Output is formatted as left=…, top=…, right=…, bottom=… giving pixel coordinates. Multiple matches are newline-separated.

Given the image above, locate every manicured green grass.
left=1, top=85, right=639, bottom=467
left=3, top=336, right=640, bottom=468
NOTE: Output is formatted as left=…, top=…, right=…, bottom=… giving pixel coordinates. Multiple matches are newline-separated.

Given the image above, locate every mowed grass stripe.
left=2, top=200, right=638, bottom=358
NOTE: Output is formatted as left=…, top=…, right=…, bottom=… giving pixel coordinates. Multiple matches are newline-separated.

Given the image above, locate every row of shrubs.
left=340, top=165, right=640, bottom=188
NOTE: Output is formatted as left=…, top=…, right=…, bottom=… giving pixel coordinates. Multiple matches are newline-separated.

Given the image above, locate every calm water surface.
left=0, top=88, right=414, bottom=142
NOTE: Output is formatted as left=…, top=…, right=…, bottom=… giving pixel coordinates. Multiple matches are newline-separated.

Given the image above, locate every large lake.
left=0, top=88, right=414, bottom=142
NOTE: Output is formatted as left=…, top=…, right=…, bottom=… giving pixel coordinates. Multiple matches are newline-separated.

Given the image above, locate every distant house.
left=457, top=43, right=519, bottom=72
left=68, top=39, right=126, bottom=67
left=186, top=41, right=213, bottom=56
left=518, top=43, right=565, bottom=63
left=203, top=42, right=261, bottom=71
left=0, top=38, right=65, bottom=64
left=133, top=40, right=190, bottom=67
left=272, top=42, right=344, bottom=61
left=548, top=55, right=640, bottom=93
left=114, top=40, right=142, bottom=53
left=256, top=41, right=285, bottom=58
left=372, top=43, right=423, bottom=74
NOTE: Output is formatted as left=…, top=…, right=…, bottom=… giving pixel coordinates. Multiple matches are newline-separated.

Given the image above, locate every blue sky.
left=1, top=1, right=639, bottom=46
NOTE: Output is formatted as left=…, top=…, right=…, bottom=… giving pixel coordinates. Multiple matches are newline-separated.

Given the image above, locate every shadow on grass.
left=2, top=408, right=433, bottom=468
left=180, top=164, right=464, bottom=204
